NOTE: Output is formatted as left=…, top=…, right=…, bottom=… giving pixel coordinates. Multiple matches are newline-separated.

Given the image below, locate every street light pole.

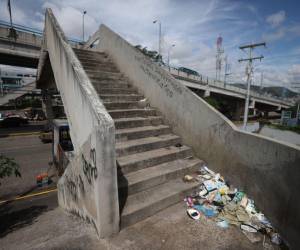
left=0, top=66, right=3, bottom=97
left=153, top=20, right=161, bottom=60
left=82, top=10, right=87, bottom=42
left=167, top=44, right=175, bottom=70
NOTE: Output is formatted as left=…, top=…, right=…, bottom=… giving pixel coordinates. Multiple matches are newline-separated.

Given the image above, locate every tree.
left=0, top=155, right=21, bottom=185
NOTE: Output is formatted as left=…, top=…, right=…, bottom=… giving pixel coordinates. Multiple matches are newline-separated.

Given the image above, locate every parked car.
left=0, top=115, right=28, bottom=127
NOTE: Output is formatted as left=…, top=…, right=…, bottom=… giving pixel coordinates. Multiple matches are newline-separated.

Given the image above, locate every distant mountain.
left=229, top=83, right=299, bottom=98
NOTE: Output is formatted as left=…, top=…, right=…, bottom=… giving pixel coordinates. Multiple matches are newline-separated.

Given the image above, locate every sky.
left=0, top=0, right=300, bottom=91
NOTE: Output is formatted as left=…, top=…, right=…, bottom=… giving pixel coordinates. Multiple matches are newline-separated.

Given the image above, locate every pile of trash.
left=183, top=165, right=283, bottom=247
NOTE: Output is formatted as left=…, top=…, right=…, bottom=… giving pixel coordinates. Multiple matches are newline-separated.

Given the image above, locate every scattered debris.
left=187, top=208, right=201, bottom=220
left=270, top=232, right=282, bottom=245
left=216, top=219, right=229, bottom=229
left=183, top=175, right=194, bottom=182
left=36, top=173, right=50, bottom=187
left=137, top=98, right=148, bottom=108
left=184, top=165, right=284, bottom=247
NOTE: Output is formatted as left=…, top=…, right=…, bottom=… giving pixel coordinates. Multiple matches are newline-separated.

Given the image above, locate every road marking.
left=0, top=188, right=57, bottom=204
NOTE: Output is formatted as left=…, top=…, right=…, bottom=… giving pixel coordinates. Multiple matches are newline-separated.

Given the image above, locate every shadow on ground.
left=0, top=203, right=48, bottom=238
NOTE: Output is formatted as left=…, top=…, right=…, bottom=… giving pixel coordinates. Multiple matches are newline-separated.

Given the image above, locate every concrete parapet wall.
left=259, top=125, right=300, bottom=146
left=90, top=24, right=300, bottom=248
left=39, top=10, right=119, bottom=237
left=0, top=25, right=42, bottom=45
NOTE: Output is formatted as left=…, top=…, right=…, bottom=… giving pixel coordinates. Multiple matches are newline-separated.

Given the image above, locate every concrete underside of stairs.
left=1, top=203, right=275, bottom=250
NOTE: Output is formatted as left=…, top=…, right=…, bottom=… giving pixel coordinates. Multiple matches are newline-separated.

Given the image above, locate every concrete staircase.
left=74, top=48, right=204, bottom=228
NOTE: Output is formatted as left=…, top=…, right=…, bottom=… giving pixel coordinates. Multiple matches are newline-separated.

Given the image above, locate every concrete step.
left=77, top=56, right=113, bottom=64
left=108, top=108, right=156, bottom=119
left=104, top=101, right=139, bottom=110
left=80, top=59, right=117, bottom=67
left=86, top=70, right=123, bottom=78
left=89, top=74, right=128, bottom=81
left=116, top=125, right=171, bottom=141
left=74, top=49, right=108, bottom=58
left=93, top=87, right=136, bottom=95
left=120, top=178, right=199, bottom=228
left=99, top=94, right=144, bottom=102
left=117, top=145, right=192, bottom=174
left=82, top=64, right=119, bottom=73
left=114, top=116, right=163, bottom=129
left=116, top=134, right=181, bottom=157
left=76, top=54, right=112, bottom=63
left=91, top=81, right=132, bottom=89
left=74, top=48, right=105, bottom=54
left=119, top=158, right=203, bottom=195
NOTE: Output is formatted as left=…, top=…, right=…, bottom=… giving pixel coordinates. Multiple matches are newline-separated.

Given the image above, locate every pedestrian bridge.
left=36, top=9, right=300, bottom=249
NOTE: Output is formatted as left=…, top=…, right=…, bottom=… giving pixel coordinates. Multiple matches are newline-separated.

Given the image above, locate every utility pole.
left=238, top=42, right=266, bottom=130
left=260, top=72, right=264, bottom=90
left=82, top=10, right=87, bottom=42
left=7, top=0, right=13, bottom=28
left=224, top=55, right=231, bottom=88
left=0, top=66, right=3, bottom=97
left=216, top=35, right=224, bottom=81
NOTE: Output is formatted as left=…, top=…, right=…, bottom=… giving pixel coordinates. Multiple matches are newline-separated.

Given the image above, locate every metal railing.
left=0, top=19, right=82, bottom=44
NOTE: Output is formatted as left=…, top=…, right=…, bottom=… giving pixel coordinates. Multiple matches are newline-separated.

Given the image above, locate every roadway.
left=0, top=134, right=53, bottom=200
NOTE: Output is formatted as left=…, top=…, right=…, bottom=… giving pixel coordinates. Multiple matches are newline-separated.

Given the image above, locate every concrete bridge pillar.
left=42, top=89, right=54, bottom=122
left=233, top=101, right=244, bottom=121
left=263, top=111, right=269, bottom=118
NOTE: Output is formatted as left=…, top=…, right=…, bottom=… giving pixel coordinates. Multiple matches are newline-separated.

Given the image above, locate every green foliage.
left=0, top=155, right=21, bottom=185
left=203, top=96, right=220, bottom=110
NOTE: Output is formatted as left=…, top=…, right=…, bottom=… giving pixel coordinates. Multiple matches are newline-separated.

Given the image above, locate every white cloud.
left=266, top=10, right=286, bottom=28
left=0, top=0, right=299, bottom=90
left=262, top=29, right=285, bottom=42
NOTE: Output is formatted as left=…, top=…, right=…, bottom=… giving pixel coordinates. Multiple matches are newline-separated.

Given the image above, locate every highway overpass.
left=0, top=20, right=81, bottom=68
left=163, top=66, right=295, bottom=119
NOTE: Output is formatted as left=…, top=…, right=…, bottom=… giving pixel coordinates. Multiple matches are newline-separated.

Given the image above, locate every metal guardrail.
left=163, top=66, right=294, bottom=107
left=0, top=20, right=82, bottom=44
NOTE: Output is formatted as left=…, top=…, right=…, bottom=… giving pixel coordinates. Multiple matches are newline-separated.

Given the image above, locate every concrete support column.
left=42, top=90, right=54, bottom=122
left=263, top=111, right=269, bottom=119
left=253, top=109, right=257, bottom=117
left=204, top=86, right=210, bottom=97
left=233, top=101, right=244, bottom=121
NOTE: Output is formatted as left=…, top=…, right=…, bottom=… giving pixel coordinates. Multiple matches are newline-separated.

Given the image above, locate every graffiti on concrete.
left=65, top=174, right=85, bottom=202
left=134, top=54, right=183, bottom=97
left=65, top=176, right=78, bottom=201
left=82, top=148, right=98, bottom=184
